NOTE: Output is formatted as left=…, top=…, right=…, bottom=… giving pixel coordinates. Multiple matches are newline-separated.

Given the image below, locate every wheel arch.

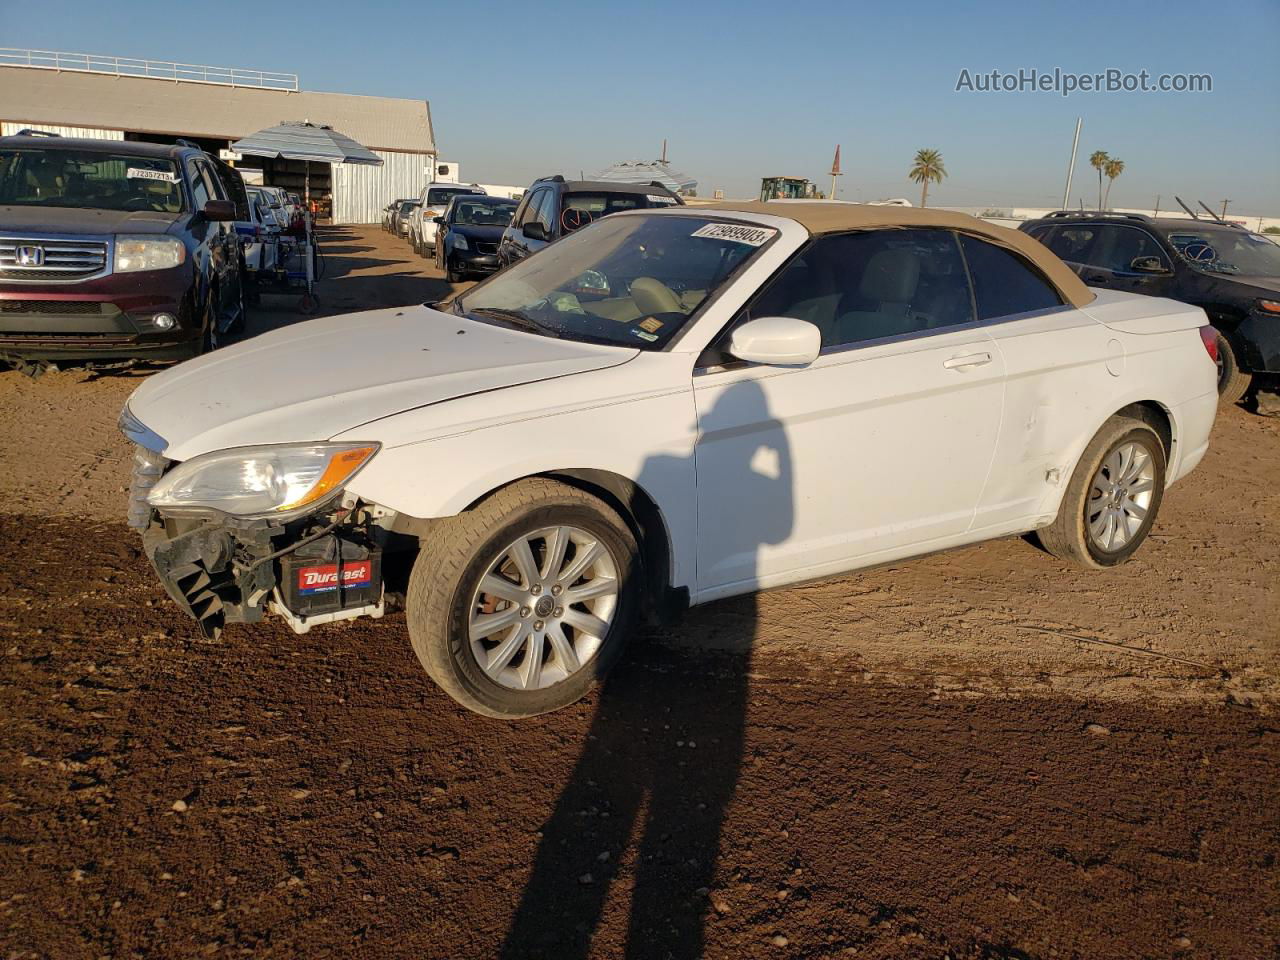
left=538, top=468, right=681, bottom=625
left=1043, top=397, right=1179, bottom=522
left=394, top=467, right=683, bottom=626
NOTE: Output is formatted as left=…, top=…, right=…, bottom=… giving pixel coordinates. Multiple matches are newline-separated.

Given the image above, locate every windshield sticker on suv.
left=690, top=223, right=777, bottom=246
left=646, top=194, right=679, bottom=204
left=127, top=168, right=178, bottom=183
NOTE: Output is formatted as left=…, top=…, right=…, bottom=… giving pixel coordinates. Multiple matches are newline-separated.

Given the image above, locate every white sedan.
left=120, top=202, right=1219, bottom=717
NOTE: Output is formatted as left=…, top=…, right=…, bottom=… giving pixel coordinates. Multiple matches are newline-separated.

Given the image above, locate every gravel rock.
left=1085, top=723, right=1111, bottom=737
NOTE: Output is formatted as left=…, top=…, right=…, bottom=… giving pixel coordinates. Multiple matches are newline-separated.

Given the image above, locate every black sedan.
left=434, top=195, right=518, bottom=282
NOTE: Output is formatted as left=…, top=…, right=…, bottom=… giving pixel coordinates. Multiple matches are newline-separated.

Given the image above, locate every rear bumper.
left=1235, top=311, right=1280, bottom=374
left=1169, top=389, right=1218, bottom=486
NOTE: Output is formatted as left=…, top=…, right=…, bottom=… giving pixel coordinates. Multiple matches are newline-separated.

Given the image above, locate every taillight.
left=1198, top=325, right=1218, bottom=363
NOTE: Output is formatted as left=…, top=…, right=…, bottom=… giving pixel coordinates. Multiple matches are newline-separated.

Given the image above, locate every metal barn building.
left=0, top=50, right=436, bottom=224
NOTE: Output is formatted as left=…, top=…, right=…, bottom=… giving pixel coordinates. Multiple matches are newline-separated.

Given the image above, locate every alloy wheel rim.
left=468, top=525, right=619, bottom=691
left=1087, top=441, right=1156, bottom=552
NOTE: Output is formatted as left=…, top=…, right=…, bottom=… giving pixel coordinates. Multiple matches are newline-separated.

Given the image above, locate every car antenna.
left=1174, top=196, right=1199, bottom=220
left=1197, top=200, right=1226, bottom=223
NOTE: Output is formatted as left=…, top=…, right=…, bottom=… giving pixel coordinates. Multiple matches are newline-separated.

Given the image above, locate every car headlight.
left=452, top=234, right=469, bottom=250
left=114, top=235, right=186, bottom=273
left=147, top=442, right=379, bottom=519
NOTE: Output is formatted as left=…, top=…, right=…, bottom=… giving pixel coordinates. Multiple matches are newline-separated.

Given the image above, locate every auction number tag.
left=126, top=168, right=178, bottom=183
left=646, top=194, right=679, bottom=204
left=690, top=223, right=776, bottom=246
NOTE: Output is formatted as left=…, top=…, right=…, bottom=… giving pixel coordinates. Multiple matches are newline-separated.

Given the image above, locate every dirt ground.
left=1, top=227, right=1277, bottom=959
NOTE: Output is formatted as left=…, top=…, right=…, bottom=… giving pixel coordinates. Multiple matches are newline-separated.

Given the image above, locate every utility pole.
left=1153, top=195, right=1160, bottom=218
left=1220, top=199, right=1231, bottom=219
left=1061, top=117, right=1082, bottom=210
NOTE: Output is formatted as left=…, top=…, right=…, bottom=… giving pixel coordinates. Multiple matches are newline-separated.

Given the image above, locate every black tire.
left=1215, top=331, right=1252, bottom=405
left=1036, top=415, right=1166, bottom=568
left=446, top=257, right=464, bottom=284
left=406, top=478, right=641, bottom=718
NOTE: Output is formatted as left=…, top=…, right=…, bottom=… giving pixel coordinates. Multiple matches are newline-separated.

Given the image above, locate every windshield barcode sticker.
left=127, top=168, right=178, bottom=182
left=647, top=194, right=679, bottom=204
left=690, top=223, right=776, bottom=246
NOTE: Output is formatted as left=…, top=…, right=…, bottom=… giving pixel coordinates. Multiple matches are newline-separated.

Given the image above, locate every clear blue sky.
left=4, top=0, right=1278, bottom=214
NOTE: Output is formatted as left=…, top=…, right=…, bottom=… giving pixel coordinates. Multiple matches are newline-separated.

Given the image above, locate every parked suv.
left=496, top=176, right=683, bottom=268
left=0, top=133, right=249, bottom=370
left=409, top=182, right=486, bottom=256
left=1021, top=211, right=1280, bottom=402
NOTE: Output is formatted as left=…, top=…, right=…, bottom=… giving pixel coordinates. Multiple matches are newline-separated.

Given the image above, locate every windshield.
left=427, top=187, right=480, bottom=206
left=1167, top=230, right=1280, bottom=276
left=453, top=199, right=516, bottom=226
left=399, top=201, right=420, bottom=214
left=559, top=190, right=679, bottom=234
left=455, top=213, right=775, bottom=350
left=0, top=148, right=185, bottom=213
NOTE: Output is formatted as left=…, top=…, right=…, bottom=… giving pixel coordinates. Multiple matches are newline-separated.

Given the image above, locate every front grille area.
left=473, top=241, right=499, bottom=255
left=0, top=237, right=110, bottom=282
left=128, top=445, right=169, bottom=528
left=0, top=300, right=115, bottom=315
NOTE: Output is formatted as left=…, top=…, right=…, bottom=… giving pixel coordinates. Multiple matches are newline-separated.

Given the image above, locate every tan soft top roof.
left=707, top=201, right=1094, bottom=308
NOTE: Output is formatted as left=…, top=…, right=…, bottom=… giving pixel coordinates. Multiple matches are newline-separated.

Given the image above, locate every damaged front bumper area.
left=128, top=447, right=392, bottom=639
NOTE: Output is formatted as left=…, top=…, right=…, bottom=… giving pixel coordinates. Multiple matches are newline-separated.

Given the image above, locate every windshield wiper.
left=465, top=307, right=561, bottom=338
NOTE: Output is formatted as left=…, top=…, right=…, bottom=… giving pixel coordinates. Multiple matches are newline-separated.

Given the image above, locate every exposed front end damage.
left=128, top=444, right=402, bottom=639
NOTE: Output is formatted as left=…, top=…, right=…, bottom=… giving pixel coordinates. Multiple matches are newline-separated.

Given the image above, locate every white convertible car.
left=121, top=202, right=1219, bottom=717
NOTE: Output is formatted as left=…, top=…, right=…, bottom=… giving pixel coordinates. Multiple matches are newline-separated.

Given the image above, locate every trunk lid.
left=1081, top=288, right=1210, bottom=334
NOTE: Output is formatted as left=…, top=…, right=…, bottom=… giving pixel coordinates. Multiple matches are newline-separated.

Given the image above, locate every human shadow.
left=501, top=378, right=794, bottom=959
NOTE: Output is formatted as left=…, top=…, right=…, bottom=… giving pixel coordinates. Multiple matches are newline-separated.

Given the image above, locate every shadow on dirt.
left=502, top=380, right=794, bottom=959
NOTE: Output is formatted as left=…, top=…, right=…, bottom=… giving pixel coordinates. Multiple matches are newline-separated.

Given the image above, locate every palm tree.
left=908, top=148, right=947, bottom=208
left=1089, top=150, right=1109, bottom=210
left=1102, top=158, right=1125, bottom=210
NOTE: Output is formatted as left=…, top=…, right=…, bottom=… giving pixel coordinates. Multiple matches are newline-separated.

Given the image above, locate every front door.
left=691, top=228, right=1005, bottom=599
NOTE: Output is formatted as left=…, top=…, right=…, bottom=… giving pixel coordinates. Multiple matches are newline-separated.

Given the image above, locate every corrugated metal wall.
left=330, top=149, right=433, bottom=225
left=1, top=121, right=124, bottom=139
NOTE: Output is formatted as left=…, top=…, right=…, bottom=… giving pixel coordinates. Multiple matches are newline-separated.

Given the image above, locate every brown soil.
left=1, top=227, right=1277, bottom=959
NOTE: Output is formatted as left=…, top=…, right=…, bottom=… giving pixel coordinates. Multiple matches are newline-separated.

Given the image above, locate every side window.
left=1046, top=226, right=1098, bottom=264
left=533, top=189, right=557, bottom=231
left=516, top=188, right=545, bottom=227
left=1091, top=226, right=1169, bottom=273
left=187, top=161, right=211, bottom=209
left=1026, top=225, right=1054, bottom=242
left=959, top=235, right=1064, bottom=320
left=747, top=229, right=974, bottom=349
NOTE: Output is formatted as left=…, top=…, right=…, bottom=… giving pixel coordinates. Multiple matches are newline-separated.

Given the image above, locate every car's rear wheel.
left=1215, top=331, right=1252, bottom=405
left=1036, top=414, right=1166, bottom=568
left=406, top=478, right=640, bottom=718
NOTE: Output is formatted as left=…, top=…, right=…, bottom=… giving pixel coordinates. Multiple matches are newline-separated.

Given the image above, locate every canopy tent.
left=591, top=159, right=697, bottom=195
left=231, top=120, right=382, bottom=203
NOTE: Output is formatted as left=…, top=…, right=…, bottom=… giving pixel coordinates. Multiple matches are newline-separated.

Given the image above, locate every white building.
left=0, top=50, right=437, bottom=224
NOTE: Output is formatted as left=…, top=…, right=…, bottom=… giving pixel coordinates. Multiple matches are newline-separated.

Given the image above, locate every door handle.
left=1085, top=273, right=1108, bottom=282
left=943, top=352, right=992, bottom=370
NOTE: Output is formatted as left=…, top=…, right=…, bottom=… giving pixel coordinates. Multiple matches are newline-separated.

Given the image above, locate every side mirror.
left=1130, top=255, right=1170, bottom=274
left=728, top=316, right=821, bottom=366
left=433, top=216, right=445, bottom=225
left=522, top=221, right=549, bottom=242
left=202, top=199, right=237, bottom=222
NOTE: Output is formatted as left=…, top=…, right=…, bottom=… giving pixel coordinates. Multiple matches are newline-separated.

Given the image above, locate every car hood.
left=126, top=305, right=638, bottom=461
left=0, top=205, right=180, bottom=235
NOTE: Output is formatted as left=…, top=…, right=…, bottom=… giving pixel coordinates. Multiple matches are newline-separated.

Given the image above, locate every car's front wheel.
left=406, top=478, right=640, bottom=718
left=1036, top=414, right=1167, bottom=568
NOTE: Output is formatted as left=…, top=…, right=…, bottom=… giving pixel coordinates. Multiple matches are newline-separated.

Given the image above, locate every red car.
left=0, top=132, right=249, bottom=372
